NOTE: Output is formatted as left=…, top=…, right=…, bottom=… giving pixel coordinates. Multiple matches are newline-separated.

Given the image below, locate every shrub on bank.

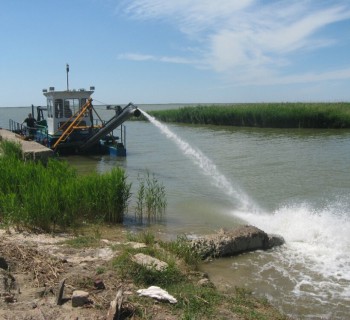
left=148, top=102, right=350, bottom=128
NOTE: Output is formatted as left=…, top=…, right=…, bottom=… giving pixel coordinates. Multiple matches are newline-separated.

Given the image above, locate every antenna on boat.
left=66, top=63, right=69, bottom=91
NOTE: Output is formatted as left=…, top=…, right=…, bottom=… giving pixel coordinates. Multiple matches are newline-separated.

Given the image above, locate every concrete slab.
left=0, top=129, right=53, bottom=161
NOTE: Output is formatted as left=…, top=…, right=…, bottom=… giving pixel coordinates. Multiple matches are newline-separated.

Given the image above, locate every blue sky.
left=1, top=0, right=350, bottom=106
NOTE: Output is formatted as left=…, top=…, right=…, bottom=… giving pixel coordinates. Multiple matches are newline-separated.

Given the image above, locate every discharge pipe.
left=80, top=102, right=140, bottom=151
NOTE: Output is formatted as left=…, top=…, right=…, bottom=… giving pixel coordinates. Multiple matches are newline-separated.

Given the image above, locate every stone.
left=0, top=257, right=8, bottom=270
left=71, top=290, right=90, bottom=307
left=125, top=241, right=147, bottom=249
left=191, top=225, right=285, bottom=259
left=132, top=253, right=168, bottom=271
left=267, top=234, right=285, bottom=248
left=56, top=278, right=66, bottom=305
left=94, top=279, right=105, bottom=290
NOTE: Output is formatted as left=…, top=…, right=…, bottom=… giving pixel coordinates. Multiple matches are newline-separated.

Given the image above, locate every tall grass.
left=159, top=235, right=201, bottom=269
left=0, top=141, right=131, bottom=231
left=0, top=139, right=23, bottom=158
left=113, top=247, right=184, bottom=287
left=148, top=102, right=350, bottom=128
left=135, top=171, right=167, bottom=223
left=71, top=169, right=131, bottom=224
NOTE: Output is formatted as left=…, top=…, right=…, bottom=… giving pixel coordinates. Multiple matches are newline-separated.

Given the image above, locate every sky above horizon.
left=1, top=0, right=350, bottom=107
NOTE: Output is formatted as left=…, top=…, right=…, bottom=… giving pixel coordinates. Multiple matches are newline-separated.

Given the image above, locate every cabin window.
left=64, top=101, right=72, bottom=118
left=55, top=99, right=63, bottom=118
left=47, top=99, right=53, bottom=118
left=64, top=98, right=79, bottom=117
left=81, top=98, right=87, bottom=107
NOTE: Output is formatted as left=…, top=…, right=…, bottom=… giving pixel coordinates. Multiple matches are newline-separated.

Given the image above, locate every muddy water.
left=2, top=105, right=350, bottom=319
left=69, top=117, right=350, bottom=319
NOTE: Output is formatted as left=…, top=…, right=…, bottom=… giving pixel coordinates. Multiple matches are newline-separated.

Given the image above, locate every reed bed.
left=0, top=141, right=131, bottom=231
left=135, top=171, right=167, bottom=223
left=148, top=102, right=350, bottom=128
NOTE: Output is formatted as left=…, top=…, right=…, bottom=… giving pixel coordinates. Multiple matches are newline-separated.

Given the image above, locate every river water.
left=1, top=105, right=350, bottom=319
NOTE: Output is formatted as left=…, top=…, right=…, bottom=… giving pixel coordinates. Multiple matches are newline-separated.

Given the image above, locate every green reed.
left=135, top=171, right=167, bottom=223
left=148, top=102, right=350, bottom=128
left=0, top=139, right=23, bottom=158
left=0, top=141, right=131, bottom=231
left=75, top=169, right=131, bottom=223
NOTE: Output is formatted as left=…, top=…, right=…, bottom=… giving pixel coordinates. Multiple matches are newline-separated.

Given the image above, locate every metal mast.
left=66, top=63, right=69, bottom=91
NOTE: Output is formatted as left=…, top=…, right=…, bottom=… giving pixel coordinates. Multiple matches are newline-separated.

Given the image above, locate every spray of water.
left=141, top=109, right=350, bottom=316
left=234, top=198, right=350, bottom=314
left=141, top=110, right=257, bottom=211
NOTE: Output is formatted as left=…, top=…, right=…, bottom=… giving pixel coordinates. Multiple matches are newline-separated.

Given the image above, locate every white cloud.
left=119, top=0, right=254, bottom=23
left=117, top=0, right=350, bottom=86
left=117, top=53, right=194, bottom=64
left=254, top=5, right=350, bottom=53
left=117, top=53, right=154, bottom=61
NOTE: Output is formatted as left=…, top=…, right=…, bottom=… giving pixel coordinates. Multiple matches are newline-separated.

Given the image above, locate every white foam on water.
left=141, top=110, right=257, bottom=211
left=234, top=199, right=350, bottom=301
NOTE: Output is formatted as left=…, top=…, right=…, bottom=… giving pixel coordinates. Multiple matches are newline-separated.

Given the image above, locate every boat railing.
left=9, top=119, right=49, bottom=141
left=9, top=119, right=23, bottom=134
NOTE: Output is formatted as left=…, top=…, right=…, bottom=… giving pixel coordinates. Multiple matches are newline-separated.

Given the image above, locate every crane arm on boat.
left=52, top=98, right=93, bottom=150
left=79, top=102, right=140, bottom=151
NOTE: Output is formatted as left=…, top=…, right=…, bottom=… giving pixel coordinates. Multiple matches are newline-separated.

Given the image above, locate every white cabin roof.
left=43, top=88, right=94, bottom=100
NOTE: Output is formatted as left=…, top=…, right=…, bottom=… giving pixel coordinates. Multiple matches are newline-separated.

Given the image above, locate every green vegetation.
left=63, top=235, right=101, bottom=248
left=147, top=102, right=350, bottom=128
left=126, top=230, right=156, bottom=246
left=0, top=140, right=131, bottom=231
left=111, top=231, right=289, bottom=320
left=0, top=140, right=289, bottom=319
left=38, top=219, right=288, bottom=319
left=0, top=139, right=22, bottom=158
left=159, top=235, right=201, bottom=269
left=113, top=247, right=184, bottom=287
left=0, top=140, right=168, bottom=232
left=112, top=242, right=215, bottom=319
left=135, top=171, right=167, bottom=223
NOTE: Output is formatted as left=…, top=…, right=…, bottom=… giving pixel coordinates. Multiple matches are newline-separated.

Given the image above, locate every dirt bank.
left=0, top=228, right=290, bottom=320
left=0, top=229, right=128, bottom=319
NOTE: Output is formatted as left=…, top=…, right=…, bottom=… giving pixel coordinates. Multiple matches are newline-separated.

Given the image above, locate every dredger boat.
left=9, top=68, right=140, bottom=156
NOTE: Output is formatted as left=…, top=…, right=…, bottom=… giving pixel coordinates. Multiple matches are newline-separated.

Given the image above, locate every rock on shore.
left=191, top=225, right=284, bottom=259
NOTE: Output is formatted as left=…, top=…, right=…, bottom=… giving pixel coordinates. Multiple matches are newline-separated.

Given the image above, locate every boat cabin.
left=42, top=86, right=95, bottom=136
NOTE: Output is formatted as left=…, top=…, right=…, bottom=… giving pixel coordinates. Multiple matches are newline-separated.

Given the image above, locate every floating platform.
left=0, top=128, right=53, bottom=162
